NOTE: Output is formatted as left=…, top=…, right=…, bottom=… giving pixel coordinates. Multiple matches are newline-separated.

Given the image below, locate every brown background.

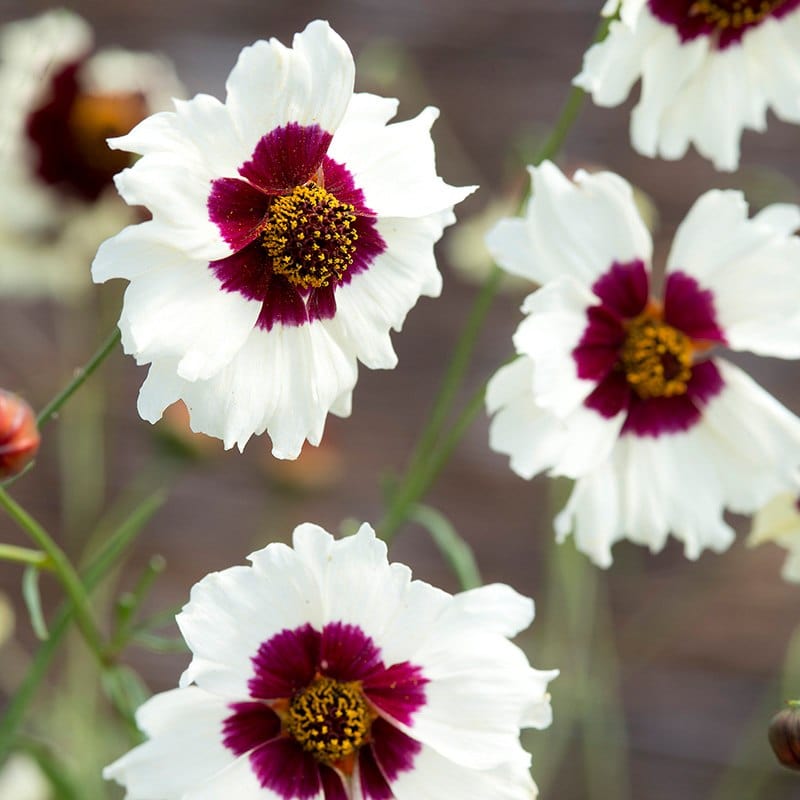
left=2, top=1, right=800, bottom=798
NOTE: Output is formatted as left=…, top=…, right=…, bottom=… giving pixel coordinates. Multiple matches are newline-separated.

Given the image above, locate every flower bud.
left=768, top=703, right=800, bottom=771
left=0, top=391, right=39, bottom=480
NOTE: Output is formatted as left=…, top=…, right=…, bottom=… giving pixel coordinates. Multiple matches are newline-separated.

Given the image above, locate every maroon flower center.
left=649, top=0, right=799, bottom=46
left=222, top=622, right=426, bottom=800
left=26, top=60, right=146, bottom=201
left=263, top=182, right=359, bottom=290
left=572, top=260, right=727, bottom=437
left=208, top=123, right=387, bottom=332
left=619, top=310, right=694, bottom=399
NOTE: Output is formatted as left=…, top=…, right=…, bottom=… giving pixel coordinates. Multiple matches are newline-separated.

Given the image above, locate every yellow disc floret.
left=286, top=677, right=373, bottom=765
left=263, top=182, right=358, bottom=290
left=689, top=0, right=787, bottom=30
left=619, top=315, right=694, bottom=399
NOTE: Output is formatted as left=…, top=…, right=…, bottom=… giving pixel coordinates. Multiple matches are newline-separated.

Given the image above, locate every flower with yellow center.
left=486, top=161, right=800, bottom=567
left=104, top=523, right=558, bottom=800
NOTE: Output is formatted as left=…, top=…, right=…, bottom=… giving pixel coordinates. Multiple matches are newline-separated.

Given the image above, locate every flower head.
left=104, top=523, right=557, bottom=799
left=575, top=0, right=800, bottom=171
left=92, top=20, right=474, bottom=458
left=0, top=10, right=181, bottom=298
left=486, top=161, right=800, bottom=566
left=748, top=490, right=800, bottom=582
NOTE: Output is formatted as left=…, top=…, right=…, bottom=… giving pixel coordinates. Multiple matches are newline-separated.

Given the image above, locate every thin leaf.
left=411, top=504, right=482, bottom=590
left=21, top=566, right=48, bottom=640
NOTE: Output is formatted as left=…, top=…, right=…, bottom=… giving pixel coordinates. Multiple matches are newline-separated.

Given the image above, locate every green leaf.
left=411, top=504, right=482, bottom=590
left=21, top=566, right=48, bottom=640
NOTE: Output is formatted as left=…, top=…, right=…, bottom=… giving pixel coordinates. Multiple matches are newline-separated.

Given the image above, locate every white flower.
left=574, top=0, right=800, bottom=171
left=0, top=754, right=51, bottom=800
left=104, top=523, right=557, bottom=800
left=749, top=491, right=800, bottom=583
left=486, top=161, right=800, bottom=567
left=0, top=9, right=182, bottom=298
left=92, top=20, right=474, bottom=458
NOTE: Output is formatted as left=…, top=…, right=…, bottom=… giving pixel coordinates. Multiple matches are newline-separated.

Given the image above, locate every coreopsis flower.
left=104, top=523, right=557, bottom=799
left=486, top=161, right=800, bottom=567
left=575, top=0, right=800, bottom=171
left=92, top=21, right=473, bottom=459
left=0, top=9, right=181, bottom=297
left=748, top=491, right=800, bottom=583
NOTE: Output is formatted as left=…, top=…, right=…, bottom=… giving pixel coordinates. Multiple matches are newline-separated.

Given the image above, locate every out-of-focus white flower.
left=749, top=491, right=800, bottom=583
left=93, top=20, right=474, bottom=458
left=105, top=522, right=557, bottom=799
left=0, top=9, right=182, bottom=298
left=486, top=161, right=800, bottom=567
left=0, top=754, right=51, bottom=800
left=575, top=0, right=800, bottom=171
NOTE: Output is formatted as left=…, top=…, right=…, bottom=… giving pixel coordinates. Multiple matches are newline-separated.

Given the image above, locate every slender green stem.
left=36, top=327, right=120, bottom=429
left=0, top=544, right=51, bottom=570
left=0, top=488, right=105, bottom=659
left=379, top=269, right=502, bottom=540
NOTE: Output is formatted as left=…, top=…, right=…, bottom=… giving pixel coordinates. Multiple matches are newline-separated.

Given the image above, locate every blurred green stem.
left=377, top=17, right=611, bottom=543
left=0, top=544, right=51, bottom=570
left=0, top=487, right=105, bottom=659
left=36, top=327, right=120, bottom=430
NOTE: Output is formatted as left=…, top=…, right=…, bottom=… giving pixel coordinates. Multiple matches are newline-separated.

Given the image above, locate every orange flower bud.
left=0, top=391, right=39, bottom=480
left=768, top=703, right=800, bottom=771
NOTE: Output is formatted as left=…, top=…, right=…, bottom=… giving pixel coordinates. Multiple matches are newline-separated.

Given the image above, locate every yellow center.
left=262, top=183, right=358, bottom=290
left=619, top=315, right=694, bottom=399
left=68, top=92, right=148, bottom=173
left=286, top=677, right=373, bottom=765
left=689, top=0, right=786, bottom=29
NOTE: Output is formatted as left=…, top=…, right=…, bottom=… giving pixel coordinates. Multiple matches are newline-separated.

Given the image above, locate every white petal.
left=329, top=105, right=475, bottom=219
left=484, top=217, right=537, bottom=283
left=630, top=25, right=707, bottom=160
left=177, top=541, right=323, bottom=697
left=117, top=254, right=259, bottom=382
left=390, top=744, right=537, bottom=800
left=437, top=584, right=534, bottom=639
left=326, top=212, right=450, bottom=369
left=573, top=17, right=652, bottom=107
left=513, top=162, right=652, bottom=285
left=145, top=323, right=359, bottom=457
left=699, top=360, right=800, bottom=513
left=185, top=755, right=288, bottom=800
left=409, top=631, right=555, bottom=769
left=113, top=155, right=230, bottom=262
left=104, top=688, right=235, bottom=798
left=225, top=20, right=354, bottom=155
left=555, top=465, right=623, bottom=568
left=514, top=277, right=596, bottom=417
left=668, top=192, right=800, bottom=357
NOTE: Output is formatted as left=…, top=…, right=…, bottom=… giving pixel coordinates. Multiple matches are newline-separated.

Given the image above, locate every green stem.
left=0, top=488, right=106, bottom=659
left=0, top=544, right=51, bottom=570
left=36, top=327, right=120, bottom=429
left=379, top=269, right=502, bottom=541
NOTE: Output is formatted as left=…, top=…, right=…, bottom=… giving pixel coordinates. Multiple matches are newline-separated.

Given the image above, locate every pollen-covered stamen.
left=619, top=315, right=694, bottom=399
left=263, top=182, right=359, bottom=290
left=286, top=676, right=373, bottom=765
left=688, top=0, right=788, bottom=29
